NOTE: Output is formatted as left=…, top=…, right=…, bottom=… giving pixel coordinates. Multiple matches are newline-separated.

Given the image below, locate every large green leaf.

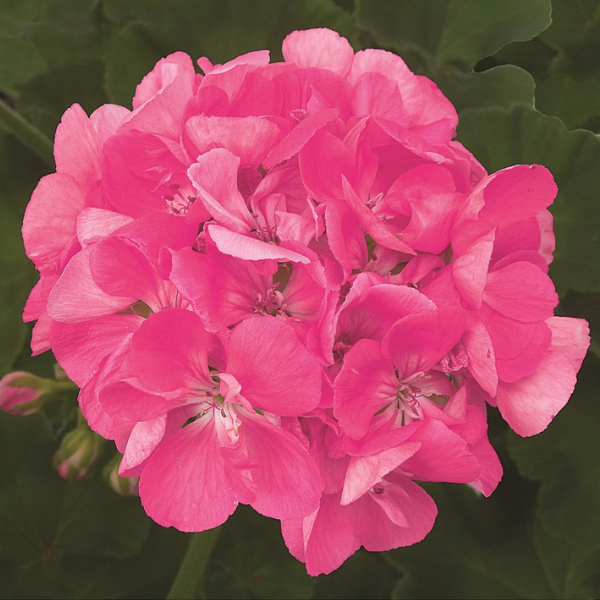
left=0, top=0, right=46, bottom=94
left=535, top=73, right=600, bottom=131
left=540, top=0, right=600, bottom=77
left=457, top=104, right=600, bottom=295
left=355, top=0, right=552, bottom=71
left=437, top=64, right=535, bottom=113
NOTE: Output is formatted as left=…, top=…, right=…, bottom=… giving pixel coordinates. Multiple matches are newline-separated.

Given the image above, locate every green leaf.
left=437, top=64, right=535, bottom=113
left=103, top=0, right=359, bottom=106
left=203, top=505, right=315, bottom=599
left=457, top=104, right=600, bottom=295
left=0, top=0, right=46, bottom=94
left=18, top=62, right=109, bottom=140
left=540, top=0, right=600, bottom=77
left=355, top=0, right=552, bottom=72
left=535, top=73, right=600, bottom=131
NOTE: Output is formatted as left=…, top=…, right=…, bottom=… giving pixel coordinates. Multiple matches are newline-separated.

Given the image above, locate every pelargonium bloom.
left=21, top=27, right=589, bottom=576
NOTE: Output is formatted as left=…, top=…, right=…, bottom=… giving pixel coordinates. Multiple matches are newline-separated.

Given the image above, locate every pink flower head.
left=20, top=26, right=589, bottom=576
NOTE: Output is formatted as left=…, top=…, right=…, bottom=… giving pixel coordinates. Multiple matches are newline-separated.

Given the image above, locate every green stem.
left=167, top=527, right=221, bottom=600
left=0, top=98, right=54, bottom=168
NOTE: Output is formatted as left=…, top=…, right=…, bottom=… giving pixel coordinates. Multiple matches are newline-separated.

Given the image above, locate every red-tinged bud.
left=53, top=420, right=104, bottom=481
left=0, top=371, right=47, bottom=415
left=103, top=453, right=139, bottom=496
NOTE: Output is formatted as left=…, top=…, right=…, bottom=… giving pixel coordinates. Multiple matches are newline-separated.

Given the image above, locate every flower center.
left=162, top=182, right=197, bottom=216
left=252, top=285, right=288, bottom=318
left=393, top=371, right=426, bottom=424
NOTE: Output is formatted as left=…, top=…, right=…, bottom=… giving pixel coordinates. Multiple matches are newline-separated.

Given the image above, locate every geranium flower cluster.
left=21, top=29, right=589, bottom=575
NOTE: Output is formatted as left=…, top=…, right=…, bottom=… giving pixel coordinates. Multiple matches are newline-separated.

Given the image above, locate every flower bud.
left=103, top=453, right=139, bottom=496
left=53, top=422, right=104, bottom=480
left=0, top=371, right=47, bottom=415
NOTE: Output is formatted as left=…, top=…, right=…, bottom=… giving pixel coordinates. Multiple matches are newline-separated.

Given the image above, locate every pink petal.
left=351, top=71, right=410, bottom=125
left=547, top=316, right=590, bottom=371
left=451, top=227, right=495, bottom=309
left=357, top=474, right=437, bottom=552
left=89, top=104, right=130, bottom=142
left=299, top=129, right=354, bottom=202
left=125, top=53, right=195, bottom=140
left=263, top=108, right=339, bottom=169
left=54, top=104, right=102, bottom=184
left=413, top=76, right=457, bottom=140
left=207, top=224, right=311, bottom=263
left=170, top=247, right=268, bottom=331
left=481, top=306, right=552, bottom=383
left=100, top=382, right=173, bottom=422
left=383, top=307, right=466, bottom=377
left=496, top=350, right=578, bottom=437
left=240, top=411, right=321, bottom=519
left=139, top=417, right=238, bottom=531
left=467, top=435, right=503, bottom=497
left=89, top=238, right=163, bottom=308
left=22, top=173, right=84, bottom=274
left=336, top=279, right=435, bottom=345
left=324, top=200, right=367, bottom=278
left=462, top=316, right=498, bottom=396
left=334, top=338, right=397, bottom=439
left=341, top=442, right=422, bottom=505
left=285, top=492, right=361, bottom=576
left=399, top=419, right=481, bottom=483
left=184, top=115, right=281, bottom=166
left=282, top=29, right=354, bottom=77
left=120, top=414, right=168, bottom=474
left=47, top=248, right=135, bottom=322
left=478, top=164, right=557, bottom=228
left=349, top=49, right=423, bottom=120
left=483, top=261, right=558, bottom=322
left=125, top=308, right=213, bottom=394
left=188, top=148, right=254, bottom=232
left=77, top=208, right=134, bottom=247
left=49, top=315, right=141, bottom=387
left=226, top=317, right=322, bottom=415
left=341, top=176, right=415, bottom=254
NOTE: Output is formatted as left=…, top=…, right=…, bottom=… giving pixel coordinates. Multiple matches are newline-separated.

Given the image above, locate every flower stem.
left=0, top=98, right=54, bottom=168
left=167, top=527, right=221, bottom=600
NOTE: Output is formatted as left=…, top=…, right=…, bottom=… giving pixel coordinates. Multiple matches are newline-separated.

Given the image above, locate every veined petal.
left=240, top=411, right=321, bottom=519
left=139, top=417, right=238, bottom=531
left=334, top=338, right=397, bottom=439
left=382, top=307, right=466, bottom=378
left=125, top=308, right=213, bottom=394
left=226, top=317, right=322, bottom=415
left=496, top=350, right=577, bottom=437
left=283, top=29, right=354, bottom=77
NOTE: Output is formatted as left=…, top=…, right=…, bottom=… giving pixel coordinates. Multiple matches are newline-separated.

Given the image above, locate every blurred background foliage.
left=1, top=0, right=599, bottom=598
